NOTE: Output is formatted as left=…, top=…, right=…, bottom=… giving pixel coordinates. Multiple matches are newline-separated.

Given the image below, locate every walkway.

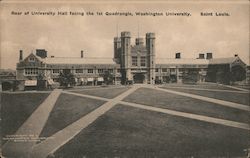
left=30, top=86, right=139, bottom=158
left=2, top=89, right=62, bottom=158
left=159, top=86, right=249, bottom=94
left=223, top=85, right=250, bottom=92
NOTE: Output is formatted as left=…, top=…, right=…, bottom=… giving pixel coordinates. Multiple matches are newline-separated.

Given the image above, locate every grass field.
left=123, top=88, right=250, bottom=124
left=40, top=93, right=106, bottom=138
left=53, top=105, right=250, bottom=158
left=70, top=86, right=131, bottom=99
left=1, top=92, right=50, bottom=141
left=2, top=84, right=249, bottom=158
left=161, top=87, right=249, bottom=105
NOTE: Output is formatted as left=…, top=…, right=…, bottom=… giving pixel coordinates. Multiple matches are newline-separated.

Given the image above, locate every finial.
left=116, top=22, right=119, bottom=37
left=137, top=21, right=140, bottom=38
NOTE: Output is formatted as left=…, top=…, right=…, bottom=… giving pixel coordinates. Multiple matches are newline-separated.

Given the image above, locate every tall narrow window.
left=140, top=56, right=146, bottom=66
left=132, top=56, right=137, bottom=66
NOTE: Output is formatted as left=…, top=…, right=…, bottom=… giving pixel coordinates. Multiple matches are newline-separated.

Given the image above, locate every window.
left=25, top=68, right=38, bottom=75
left=88, top=69, right=93, bottom=73
left=108, top=69, right=113, bottom=73
left=155, top=68, right=158, bottom=72
left=117, top=69, right=121, bottom=73
left=140, top=56, right=146, bottom=66
left=29, top=57, right=35, bottom=62
left=98, top=69, right=104, bottom=73
left=76, top=69, right=83, bottom=73
left=52, top=69, right=60, bottom=74
left=162, top=68, right=168, bottom=72
left=179, top=68, right=184, bottom=73
left=132, top=56, right=137, bottom=66
left=170, top=68, right=176, bottom=72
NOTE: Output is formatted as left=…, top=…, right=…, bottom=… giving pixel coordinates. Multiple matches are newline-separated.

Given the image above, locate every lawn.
left=40, top=93, right=106, bottom=138
left=1, top=92, right=50, bottom=144
left=161, top=87, right=250, bottom=105
left=52, top=105, right=250, bottom=158
left=123, top=88, right=250, bottom=124
left=70, top=86, right=131, bottom=99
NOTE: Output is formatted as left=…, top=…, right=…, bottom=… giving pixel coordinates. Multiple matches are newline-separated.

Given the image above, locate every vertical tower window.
left=132, top=56, right=138, bottom=66
left=140, top=56, right=146, bottom=66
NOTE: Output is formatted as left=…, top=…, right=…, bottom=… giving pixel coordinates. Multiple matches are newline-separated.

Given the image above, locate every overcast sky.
left=0, top=1, right=249, bottom=69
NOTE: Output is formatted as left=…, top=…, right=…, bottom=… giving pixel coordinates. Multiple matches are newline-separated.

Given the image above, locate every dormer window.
left=29, top=57, right=35, bottom=62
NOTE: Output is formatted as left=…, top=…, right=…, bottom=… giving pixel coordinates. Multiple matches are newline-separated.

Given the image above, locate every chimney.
left=81, top=50, right=84, bottom=58
left=36, top=49, right=47, bottom=58
left=234, top=54, right=238, bottom=57
left=206, top=53, right=213, bottom=59
left=19, top=50, right=23, bottom=61
left=175, top=52, right=181, bottom=59
left=198, top=53, right=205, bottom=59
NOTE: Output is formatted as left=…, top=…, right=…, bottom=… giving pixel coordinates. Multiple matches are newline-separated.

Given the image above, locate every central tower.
left=114, top=31, right=156, bottom=84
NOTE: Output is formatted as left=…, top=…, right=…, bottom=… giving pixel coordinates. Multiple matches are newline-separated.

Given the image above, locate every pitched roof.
left=41, top=57, right=116, bottom=65
left=156, top=57, right=245, bottom=66
left=208, top=57, right=241, bottom=65
left=156, top=58, right=209, bottom=65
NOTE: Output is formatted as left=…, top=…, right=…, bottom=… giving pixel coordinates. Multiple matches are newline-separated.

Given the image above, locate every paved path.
left=65, top=85, right=128, bottom=92
left=30, top=86, right=139, bottom=158
left=120, top=101, right=250, bottom=130
left=223, top=85, right=250, bottom=92
left=1, top=91, right=52, bottom=94
left=2, top=89, right=62, bottom=158
left=63, top=91, right=110, bottom=101
left=159, top=86, right=249, bottom=94
left=152, top=86, right=250, bottom=111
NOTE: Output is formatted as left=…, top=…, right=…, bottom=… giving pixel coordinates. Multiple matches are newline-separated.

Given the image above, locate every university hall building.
left=16, top=31, right=247, bottom=87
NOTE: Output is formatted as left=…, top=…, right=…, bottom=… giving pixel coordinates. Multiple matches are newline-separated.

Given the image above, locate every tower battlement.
left=146, top=33, right=155, bottom=39
left=121, top=31, right=131, bottom=37
left=135, top=38, right=144, bottom=45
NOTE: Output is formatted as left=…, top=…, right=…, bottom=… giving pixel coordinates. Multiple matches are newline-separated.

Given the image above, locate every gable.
left=23, top=53, right=42, bottom=63
left=231, top=57, right=246, bottom=67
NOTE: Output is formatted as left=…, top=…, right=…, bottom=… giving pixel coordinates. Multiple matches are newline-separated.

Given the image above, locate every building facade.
left=16, top=31, right=248, bottom=86
left=114, top=32, right=156, bottom=84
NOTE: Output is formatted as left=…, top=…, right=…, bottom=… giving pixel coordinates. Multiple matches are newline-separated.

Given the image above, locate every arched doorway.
left=133, top=73, right=145, bottom=83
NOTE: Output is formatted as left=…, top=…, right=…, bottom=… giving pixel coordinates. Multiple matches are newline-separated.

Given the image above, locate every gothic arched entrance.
left=133, top=73, right=145, bottom=84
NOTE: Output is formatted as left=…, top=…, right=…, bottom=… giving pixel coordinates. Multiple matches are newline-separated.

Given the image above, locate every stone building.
left=16, top=31, right=248, bottom=86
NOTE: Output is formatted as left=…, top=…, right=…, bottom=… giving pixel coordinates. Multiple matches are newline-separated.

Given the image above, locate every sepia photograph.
left=0, top=0, right=249, bottom=157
